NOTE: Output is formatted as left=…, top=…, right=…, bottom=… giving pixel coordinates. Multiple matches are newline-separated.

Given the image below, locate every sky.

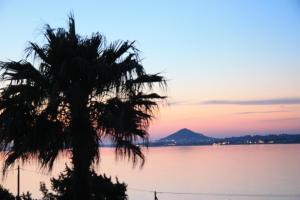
left=0, top=0, right=300, bottom=138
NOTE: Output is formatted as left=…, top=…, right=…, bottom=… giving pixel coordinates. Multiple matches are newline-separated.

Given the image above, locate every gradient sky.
left=1, top=0, right=300, bottom=137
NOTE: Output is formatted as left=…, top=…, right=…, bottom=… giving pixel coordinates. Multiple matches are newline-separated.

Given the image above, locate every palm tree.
left=0, top=15, right=166, bottom=200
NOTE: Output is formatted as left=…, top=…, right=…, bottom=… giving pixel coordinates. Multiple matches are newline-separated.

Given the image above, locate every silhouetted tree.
left=0, top=185, right=14, bottom=200
left=0, top=14, right=166, bottom=200
left=41, top=166, right=127, bottom=200
left=20, top=192, right=35, bottom=200
left=0, top=185, right=36, bottom=200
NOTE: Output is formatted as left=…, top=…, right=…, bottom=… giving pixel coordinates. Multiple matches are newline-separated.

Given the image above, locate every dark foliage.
left=0, top=185, right=36, bottom=200
left=20, top=192, right=35, bottom=200
left=40, top=166, right=127, bottom=200
left=0, top=14, right=166, bottom=199
left=0, top=185, right=15, bottom=200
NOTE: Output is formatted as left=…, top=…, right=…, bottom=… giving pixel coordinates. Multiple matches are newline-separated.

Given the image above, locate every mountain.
left=151, top=128, right=300, bottom=146
left=158, top=128, right=215, bottom=145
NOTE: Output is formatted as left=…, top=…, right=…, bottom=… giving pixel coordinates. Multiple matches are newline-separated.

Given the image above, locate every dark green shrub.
left=0, top=185, right=14, bottom=200
left=41, top=166, right=127, bottom=200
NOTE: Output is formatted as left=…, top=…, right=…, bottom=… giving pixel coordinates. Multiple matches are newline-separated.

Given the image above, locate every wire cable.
left=19, top=168, right=50, bottom=176
left=14, top=169, right=300, bottom=199
left=128, top=187, right=300, bottom=198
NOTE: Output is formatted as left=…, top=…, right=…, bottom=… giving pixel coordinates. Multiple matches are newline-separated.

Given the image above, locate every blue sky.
left=1, top=0, right=300, bottom=136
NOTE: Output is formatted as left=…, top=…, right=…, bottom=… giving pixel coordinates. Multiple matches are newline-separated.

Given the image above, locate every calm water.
left=1, top=144, right=300, bottom=200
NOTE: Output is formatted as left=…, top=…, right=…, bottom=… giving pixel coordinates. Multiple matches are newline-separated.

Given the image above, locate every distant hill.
left=223, top=134, right=300, bottom=145
left=151, top=128, right=300, bottom=146
left=158, top=128, right=215, bottom=145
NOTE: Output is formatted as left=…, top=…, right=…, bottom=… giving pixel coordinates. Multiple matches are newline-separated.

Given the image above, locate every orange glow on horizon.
left=149, top=104, right=300, bottom=138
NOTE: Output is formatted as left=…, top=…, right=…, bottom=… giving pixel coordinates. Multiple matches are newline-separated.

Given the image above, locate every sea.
left=1, top=144, right=300, bottom=200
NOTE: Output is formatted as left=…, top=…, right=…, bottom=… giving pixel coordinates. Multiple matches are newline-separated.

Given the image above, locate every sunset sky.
left=1, top=0, right=300, bottom=137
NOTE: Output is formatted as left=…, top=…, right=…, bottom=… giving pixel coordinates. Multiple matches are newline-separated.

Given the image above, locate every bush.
left=41, top=166, right=128, bottom=200
left=1, top=166, right=127, bottom=200
left=0, top=185, right=14, bottom=200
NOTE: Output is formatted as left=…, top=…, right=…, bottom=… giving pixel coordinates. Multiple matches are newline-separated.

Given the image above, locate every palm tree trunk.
left=71, top=122, right=93, bottom=200
left=70, top=83, right=96, bottom=200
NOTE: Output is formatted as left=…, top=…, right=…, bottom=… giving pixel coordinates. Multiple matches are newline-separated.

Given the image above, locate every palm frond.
left=0, top=14, right=167, bottom=175
left=0, top=61, right=43, bottom=84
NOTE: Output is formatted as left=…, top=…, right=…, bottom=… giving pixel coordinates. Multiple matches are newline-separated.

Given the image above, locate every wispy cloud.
left=169, top=100, right=192, bottom=106
left=258, top=117, right=300, bottom=122
left=234, top=110, right=292, bottom=115
left=203, top=97, right=300, bottom=105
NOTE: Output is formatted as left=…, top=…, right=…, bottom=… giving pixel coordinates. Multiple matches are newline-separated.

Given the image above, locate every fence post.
left=17, top=165, right=20, bottom=199
left=154, top=190, right=158, bottom=200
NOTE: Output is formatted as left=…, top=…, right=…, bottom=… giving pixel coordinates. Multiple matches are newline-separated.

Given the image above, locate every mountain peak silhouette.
left=159, top=128, right=212, bottom=143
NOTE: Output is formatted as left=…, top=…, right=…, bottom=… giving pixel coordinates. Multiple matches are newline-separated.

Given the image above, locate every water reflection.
left=1, top=144, right=300, bottom=200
